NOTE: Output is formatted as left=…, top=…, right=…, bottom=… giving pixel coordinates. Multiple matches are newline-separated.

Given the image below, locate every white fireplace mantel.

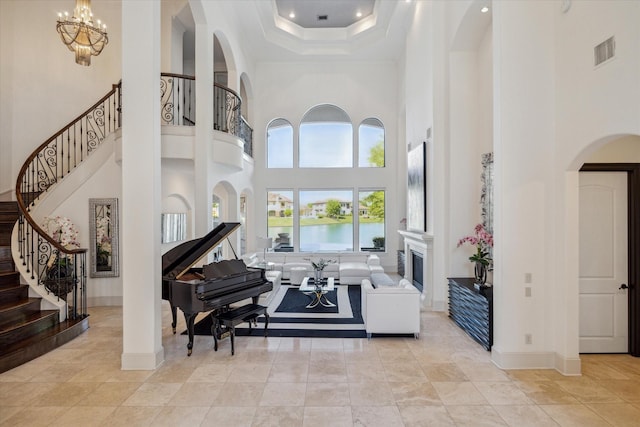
left=398, top=230, right=434, bottom=309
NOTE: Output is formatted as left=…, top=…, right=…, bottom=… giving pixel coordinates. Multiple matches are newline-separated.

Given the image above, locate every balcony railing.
left=160, top=74, right=253, bottom=156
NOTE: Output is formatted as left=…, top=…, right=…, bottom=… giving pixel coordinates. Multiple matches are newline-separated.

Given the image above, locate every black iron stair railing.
left=15, top=82, right=122, bottom=320
left=160, top=73, right=253, bottom=155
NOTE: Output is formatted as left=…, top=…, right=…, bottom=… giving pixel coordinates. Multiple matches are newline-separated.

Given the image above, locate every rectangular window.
left=359, top=190, right=385, bottom=251
left=299, top=190, right=353, bottom=252
left=267, top=190, right=294, bottom=252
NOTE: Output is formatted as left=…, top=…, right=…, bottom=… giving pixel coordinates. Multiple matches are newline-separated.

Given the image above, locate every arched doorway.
left=573, top=135, right=640, bottom=356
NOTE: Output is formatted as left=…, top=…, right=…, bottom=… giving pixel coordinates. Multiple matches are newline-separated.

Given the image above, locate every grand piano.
left=162, top=222, right=272, bottom=355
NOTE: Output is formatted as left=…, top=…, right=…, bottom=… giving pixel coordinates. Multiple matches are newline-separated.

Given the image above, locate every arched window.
left=299, top=105, right=352, bottom=168
left=267, top=118, right=293, bottom=168
left=358, top=118, right=385, bottom=167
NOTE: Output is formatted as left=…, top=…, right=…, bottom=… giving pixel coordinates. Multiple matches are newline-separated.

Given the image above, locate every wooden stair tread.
left=0, top=297, right=40, bottom=315
left=0, top=309, right=58, bottom=334
left=0, top=316, right=89, bottom=374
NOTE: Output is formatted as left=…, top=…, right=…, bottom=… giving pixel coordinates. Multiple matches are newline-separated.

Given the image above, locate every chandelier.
left=56, top=0, right=108, bottom=66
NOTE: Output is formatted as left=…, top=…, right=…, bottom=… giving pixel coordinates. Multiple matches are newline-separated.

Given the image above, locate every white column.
left=193, top=23, right=214, bottom=237
left=121, top=0, right=164, bottom=370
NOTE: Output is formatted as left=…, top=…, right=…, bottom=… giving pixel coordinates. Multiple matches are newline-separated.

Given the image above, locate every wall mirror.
left=89, top=198, right=119, bottom=278
left=162, top=213, right=187, bottom=244
left=480, top=152, right=494, bottom=234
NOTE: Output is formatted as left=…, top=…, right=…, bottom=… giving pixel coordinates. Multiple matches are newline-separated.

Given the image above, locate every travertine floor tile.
left=492, top=404, right=558, bottom=427
left=540, top=404, right=608, bottom=426
left=260, top=382, right=307, bottom=406
left=48, top=405, right=115, bottom=426
left=167, top=382, right=222, bottom=406
left=351, top=405, right=404, bottom=427
left=432, top=381, right=488, bottom=405
left=390, top=381, right=441, bottom=406
left=121, top=382, right=182, bottom=406
left=101, top=406, right=163, bottom=427
left=252, top=406, right=305, bottom=427
left=303, top=406, right=353, bottom=427
left=201, top=406, right=256, bottom=427
left=268, top=362, right=309, bottom=383
left=305, top=382, right=351, bottom=406
left=399, top=405, right=456, bottom=427
left=445, top=405, right=507, bottom=426
left=149, top=405, right=209, bottom=427
left=474, top=381, right=533, bottom=405
left=422, top=363, right=469, bottom=382
left=212, top=382, right=265, bottom=407
left=585, top=403, right=640, bottom=427
left=348, top=382, right=395, bottom=406
left=77, top=381, right=141, bottom=406
left=1, top=406, right=69, bottom=427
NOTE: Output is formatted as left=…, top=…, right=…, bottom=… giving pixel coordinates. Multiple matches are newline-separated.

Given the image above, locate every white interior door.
left=579, top=172, right=628, bottom=353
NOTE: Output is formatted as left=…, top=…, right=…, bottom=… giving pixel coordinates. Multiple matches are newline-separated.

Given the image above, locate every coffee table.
left=299, top=276, right=335, bottom=308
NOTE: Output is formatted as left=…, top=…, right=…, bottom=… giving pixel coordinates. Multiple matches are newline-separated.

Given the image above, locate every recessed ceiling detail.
left=275, top=0, right=375, bottom=29
left=254, top=0, right=406, bottom=57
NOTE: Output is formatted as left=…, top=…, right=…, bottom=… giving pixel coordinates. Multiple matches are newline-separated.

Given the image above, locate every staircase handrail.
left=15, top=82, right=122, bottom=254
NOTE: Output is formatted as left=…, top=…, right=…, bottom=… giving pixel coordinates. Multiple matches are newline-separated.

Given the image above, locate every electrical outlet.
left=525, top=273, right=532, bottom=283
left=525, top=334, right=532, bottom=345
left=525, top=287, right=532, bottom=297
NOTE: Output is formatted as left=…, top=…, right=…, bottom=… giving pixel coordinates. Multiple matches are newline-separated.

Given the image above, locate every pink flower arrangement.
left=457, top=223, right=493, bottom=266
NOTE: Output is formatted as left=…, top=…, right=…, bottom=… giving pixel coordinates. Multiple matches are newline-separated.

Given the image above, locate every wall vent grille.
left=594, top=36, right=615, bottom=67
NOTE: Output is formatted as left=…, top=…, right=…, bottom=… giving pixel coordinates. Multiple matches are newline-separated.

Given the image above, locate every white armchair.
left=361, top=278, right=421, bottom=339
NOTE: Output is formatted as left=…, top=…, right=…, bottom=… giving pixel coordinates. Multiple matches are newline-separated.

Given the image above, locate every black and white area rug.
left=189, top=283, right=366, bottom=338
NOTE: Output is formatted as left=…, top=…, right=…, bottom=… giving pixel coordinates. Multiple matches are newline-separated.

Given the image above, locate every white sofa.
left=361, top=278, right=421, bottom=339
left=242, top=252, right=380, bottom=284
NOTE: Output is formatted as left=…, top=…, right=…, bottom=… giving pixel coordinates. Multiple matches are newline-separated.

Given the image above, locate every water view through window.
left=267, top=190, right=385, bottom=252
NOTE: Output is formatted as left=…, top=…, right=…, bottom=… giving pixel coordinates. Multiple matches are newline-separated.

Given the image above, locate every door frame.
left=580, top=163, right=640, bottom=356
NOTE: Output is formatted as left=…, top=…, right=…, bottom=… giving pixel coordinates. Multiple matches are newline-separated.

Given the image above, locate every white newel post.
left=121, top=0, right=164, bottom=370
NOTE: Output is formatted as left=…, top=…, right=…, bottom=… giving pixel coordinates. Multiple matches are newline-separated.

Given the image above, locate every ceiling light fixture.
left=289, top=12, right=295, bottom=19
left=481, top=6, right=489, bottom=13
left=56, top=0, right=108, bottom=66
left=356, top=11, right=362, bottom=18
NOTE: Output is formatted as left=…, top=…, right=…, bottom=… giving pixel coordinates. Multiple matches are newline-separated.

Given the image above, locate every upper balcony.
left=159, top=73, right=253, bottom=158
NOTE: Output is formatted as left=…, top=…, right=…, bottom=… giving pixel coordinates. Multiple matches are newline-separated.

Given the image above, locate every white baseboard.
left=491, top=348, right=582, bottom=375
left=555, top=353, right=582, bottom=376
left=88, top=296, right=123, bottom=307
left=121, top=348, right=165, bottom=370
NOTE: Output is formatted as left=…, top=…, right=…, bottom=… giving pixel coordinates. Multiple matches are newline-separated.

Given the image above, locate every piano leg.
left=170, top=303, right=178, bottom=334
left=183, top=311, right=197, bottom=356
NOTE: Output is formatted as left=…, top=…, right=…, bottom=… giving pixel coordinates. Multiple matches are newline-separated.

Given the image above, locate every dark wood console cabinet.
left=447, top=277, right=493, bottom=350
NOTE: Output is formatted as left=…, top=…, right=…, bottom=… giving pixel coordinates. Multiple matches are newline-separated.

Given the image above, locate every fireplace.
left=411, top=251, right=424, bottom=293
left=398, top=230, right=434, bottom=309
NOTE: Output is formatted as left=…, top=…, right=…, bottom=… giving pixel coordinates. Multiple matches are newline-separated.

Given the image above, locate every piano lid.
left=162, top=222, right=241, bottom=280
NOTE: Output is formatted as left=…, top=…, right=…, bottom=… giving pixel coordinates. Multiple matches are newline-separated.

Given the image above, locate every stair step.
left=0, top=310, right=58, bottom=348
left=0, top=271, right=20, bottom=287
left=0, top=298, right=42, bottom=327
left=0, top=315, right=89, bottom=374
left=0, top=284, right=28, bottom=305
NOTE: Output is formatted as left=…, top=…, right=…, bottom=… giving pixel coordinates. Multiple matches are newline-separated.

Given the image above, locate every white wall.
left=0, top=0, right=122, bottom=197
left=586, top=136, right=640, bottom=163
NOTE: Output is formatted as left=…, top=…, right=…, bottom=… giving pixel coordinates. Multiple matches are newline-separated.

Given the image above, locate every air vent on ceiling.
left=317, top=15, right=328, bottom=21
left=594, top=36, right=615, bottom=67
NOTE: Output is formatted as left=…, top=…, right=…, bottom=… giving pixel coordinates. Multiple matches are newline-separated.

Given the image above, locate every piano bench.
left=213, top=304, right=269, bottom=355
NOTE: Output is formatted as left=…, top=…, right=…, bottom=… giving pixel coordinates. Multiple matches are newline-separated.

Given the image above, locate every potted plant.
left=457, top=223, right=493, bottom=286
left=41, top=216, right=80, bottom=298
left=372, top=236, right=385, bottom=249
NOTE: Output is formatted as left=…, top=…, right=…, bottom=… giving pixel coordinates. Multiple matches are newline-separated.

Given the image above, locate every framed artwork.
left=407, top=141, right=427, bottom=232
left=89, top=198, right=119, bottom=278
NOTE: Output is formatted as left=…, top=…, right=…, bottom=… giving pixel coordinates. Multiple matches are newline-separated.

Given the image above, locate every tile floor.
left=1, top=303, right=639, bottom=426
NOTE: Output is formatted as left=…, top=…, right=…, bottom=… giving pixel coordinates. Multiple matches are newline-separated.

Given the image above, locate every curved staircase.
left=0, top=202, right=88, bottom=373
